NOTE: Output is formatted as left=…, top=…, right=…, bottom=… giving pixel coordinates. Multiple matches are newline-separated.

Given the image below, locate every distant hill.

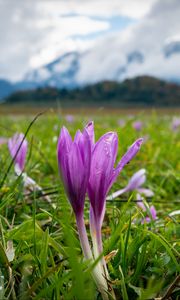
left=0, top=79, right=14, bottom=100
left=4, top=76, right=180, bottom=107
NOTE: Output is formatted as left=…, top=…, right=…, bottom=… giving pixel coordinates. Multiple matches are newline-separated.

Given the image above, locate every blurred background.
left=0, top=0, right=180, bottom=110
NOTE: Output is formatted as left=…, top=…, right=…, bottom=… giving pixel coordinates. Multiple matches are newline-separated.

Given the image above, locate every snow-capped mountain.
left=21, top=35, right=180, bottom=91
left=18, top=49, right=146, bottom=89
left=1, top=36, right=180, bottom=100
left=24, top=52, right=80, bottom=89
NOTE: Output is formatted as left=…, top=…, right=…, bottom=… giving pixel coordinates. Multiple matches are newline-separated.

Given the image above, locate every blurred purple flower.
left=117, top=119, right=125, bottom=127
left=8, top=133, right=52, bottom=205
left=8, top=133, right=28, bottom=172
left=171, top=117, right=180, bottom=131
left=65, top=114, right=74, bottom=123
left=132, top=121, right=143, bottom=131
left=107, top=169, right=154, bottom=200
left=137, top=199, right=157, bottom=223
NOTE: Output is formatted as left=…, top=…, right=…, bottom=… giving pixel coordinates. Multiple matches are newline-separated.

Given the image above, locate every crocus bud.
left=89, top=136, right=143, bottom=228
left=57, top=124, right=94, bottom=264
left=57, top=126, right=91, bottom=216
left=8, top=133, right=28, bottom=173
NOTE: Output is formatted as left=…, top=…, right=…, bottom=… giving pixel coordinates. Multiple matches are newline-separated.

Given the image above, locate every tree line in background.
left=4, top=76, right=180, bottom=107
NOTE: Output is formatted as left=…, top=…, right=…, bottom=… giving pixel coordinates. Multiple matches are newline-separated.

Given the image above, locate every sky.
left=0, top=0, right=180, bottom=83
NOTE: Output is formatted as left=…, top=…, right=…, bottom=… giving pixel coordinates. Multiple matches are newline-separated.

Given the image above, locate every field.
left=0, top=109, right=179, bottom=300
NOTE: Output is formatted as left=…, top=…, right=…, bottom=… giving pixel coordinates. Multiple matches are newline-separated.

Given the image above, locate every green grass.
left=0, top=111, right=179, bottom=299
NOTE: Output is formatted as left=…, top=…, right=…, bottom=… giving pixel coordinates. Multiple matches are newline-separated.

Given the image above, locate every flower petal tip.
left=136, top=138, right=144, bottom=147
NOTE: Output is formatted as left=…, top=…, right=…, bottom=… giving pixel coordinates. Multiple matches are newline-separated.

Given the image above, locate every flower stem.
left=75, top=213, right=93, bottom=260
left=91, top=220, right=116, bottom=300
left=76, top=213, right=109, bottom=300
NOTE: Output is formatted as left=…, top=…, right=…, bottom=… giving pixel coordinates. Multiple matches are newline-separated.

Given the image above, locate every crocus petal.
left=68, top=143, right=85, bottom=200
left=106, top=187, right=127, bottom=200
left=8, top=133, right=28, bottom=171
left=137, top=200, right=146, bottom=211
left=57, top=127, right=73, bottom=185
left=118, top=138, right=143, bottom=171
left=74, top=129, right=91, bottom=167
left=150, top=205, right=157, bottom=220
left=127, top=169, right=146, bottom=190
left=137, top=188, right=154, bottom=197
left=85, top=121, right=95, bottom=149
left=57, top=126, right=72, bottom=155
left=88, top=132, right=118, bottom=221
left=110, top=138, right=143, bottom=186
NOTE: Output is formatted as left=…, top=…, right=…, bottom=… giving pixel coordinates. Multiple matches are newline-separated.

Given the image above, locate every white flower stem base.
left=76, top=214, right=110, bottom=300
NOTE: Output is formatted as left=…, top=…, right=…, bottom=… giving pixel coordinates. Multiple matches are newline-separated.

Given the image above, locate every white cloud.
left=76, top=0, right=180, bottom=84
left=0, top=0, right=179, bottom=84
left=0, top=0, right=110, bottom=80
left=36, top=0, right=156, bottom=19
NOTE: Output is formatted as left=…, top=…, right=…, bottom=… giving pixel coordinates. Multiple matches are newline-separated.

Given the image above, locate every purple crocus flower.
left=8, top=133, right=28, bottom=173
left=57, top=125, right=93, bottom=260
left=57, top=125, right=91, bottom=216
left=107, top=169, right=154, bottom=200
left=88, top=136, right=143, bottom=231
left=132, top=121, right=143, bottom=131
left=87, top=132, right=143, bottom=293
left=8, top=133, right=52, bottom=205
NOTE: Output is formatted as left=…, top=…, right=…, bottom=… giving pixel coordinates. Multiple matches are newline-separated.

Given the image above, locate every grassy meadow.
left=0, top=109, right=179, bottom=300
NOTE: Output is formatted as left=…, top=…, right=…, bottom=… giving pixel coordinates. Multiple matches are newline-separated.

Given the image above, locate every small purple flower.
left=65, top=114, right=74, bottom=123
left=132, top=121, right=143, bottom=131
left=8, top=133, right=52, bottom=204
left=8, top=133, right=28, bottom=172
left=171, top=117, right=180, bottom=131
left=126, top=168, right=146, bottom=190
left=107, top=169, right=154, bottom=199
left=117, top=119, right=125, bottom=127
left=137, top=200, right=157, bottom=223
